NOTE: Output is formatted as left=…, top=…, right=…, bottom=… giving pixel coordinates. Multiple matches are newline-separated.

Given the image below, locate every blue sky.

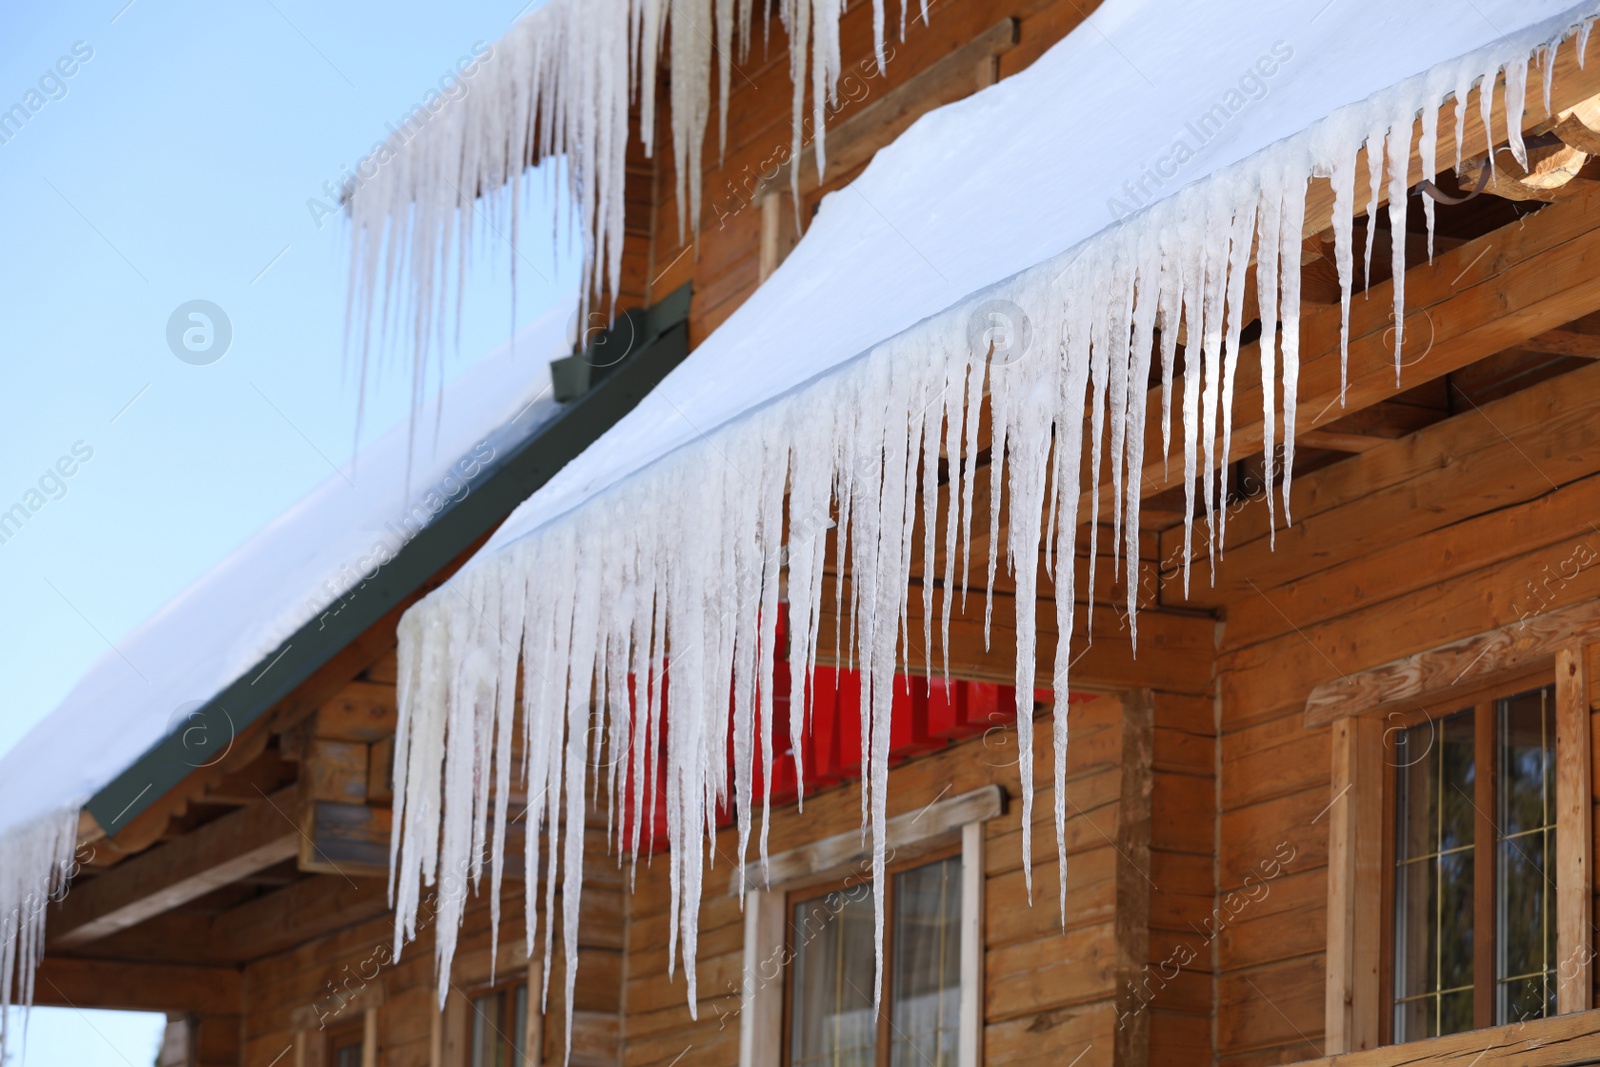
left=0, top=0, right=575, bottom=1060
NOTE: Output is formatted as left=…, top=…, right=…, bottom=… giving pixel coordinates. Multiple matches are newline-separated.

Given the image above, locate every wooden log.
left=1303, top=599, right=1600, bottom=727
left=724, top=783, right=1003, bottom=893
left=51, top=786, right=299, bottom=946
left=1280, top=1005, right=1600, bottom=1066
left=317, top=681, right=398, bottom=742
left=1556, top=645, right=1594, bottom=1013
left=209, top=874, right=388, bottom=963
left=1323, top=717, right=1382, bottom=1055
left=33, top=956, right=241, bottom=1015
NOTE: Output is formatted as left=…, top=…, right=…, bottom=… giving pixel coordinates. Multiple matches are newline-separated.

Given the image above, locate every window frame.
left=780, top=843, right=963, bottom=1067
left=325, top=1019, right=367, bottom=1067
left=465, top=975, right=532, bottom=1067
left=1377, top=670, right=1555, bottom=1042
left=1320, top=639, right=1593, bottom=1055
left=736, top=784, right=999, bottom=1067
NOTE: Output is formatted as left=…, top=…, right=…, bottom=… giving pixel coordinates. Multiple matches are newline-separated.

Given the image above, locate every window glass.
left=788, top=856, right=963, bottom=1067
left=790, top=884, right=877, bottom=1067
left=889, top=857, right=961, bottom=1067
left=470, top=985, right=529, bottom=1067
left=333, top=1041, right=363, bottom=1067
left=1393, top=709, right=1476, bottom=1041
left=1497, top=687, right=1557, bottom=1024
left=1390, top=684, right=1558, bottom=1041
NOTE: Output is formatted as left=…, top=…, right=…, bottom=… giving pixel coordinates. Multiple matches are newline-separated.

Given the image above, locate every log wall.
left=620, top=692, right=1144, bottom=1067
left=1177, top=358, right=1600, bottom=1065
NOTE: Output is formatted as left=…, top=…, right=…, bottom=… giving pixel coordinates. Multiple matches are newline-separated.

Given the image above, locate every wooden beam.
left=1303, top=598, right=1600, bottom=728
left=1555, top=645, right=1593, bottom=1013
left=1518, top=327, right=1600, bottom=358
left=725, top=784, right=1003, bottom=893
left=51, top=786, right=299, bottom=946
left=208, top=873, right=388, bottom=963
left=33, top=956, right=241, bottom=1015
left=819, top=585, right=1216, bottom=696
left=1284, top=1005, right=1600, bottom=1066
left=1323, top=716, right=1382, bottom=1055
left=1296, top=429, right=1388, bottom=453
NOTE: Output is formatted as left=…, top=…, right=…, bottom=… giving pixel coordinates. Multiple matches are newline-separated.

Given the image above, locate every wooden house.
left=12, top=2, right=1600, bottom=1067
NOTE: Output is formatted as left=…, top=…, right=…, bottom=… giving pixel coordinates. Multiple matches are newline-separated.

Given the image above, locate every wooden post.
left=758, top=192, right=797, bottom=284
left=1325, top=715, right=1383, bottom=1053
left=526, top=961, right=544, bottom=1067
left=958, top=820, right=985, bottom=1067
left=739, top=890, right=785, bottom=1067
left=1111, top=691, right=1154, bottom=1067
left=1555, top=646, right=1593, bottom=1013
left=361, top=1006, right=379, bottom=1067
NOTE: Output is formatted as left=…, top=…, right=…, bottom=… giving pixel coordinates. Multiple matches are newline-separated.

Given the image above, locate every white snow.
left=378, top=0, right=1600, bottom=1052
left=0, top=298, right=575, bottom=1053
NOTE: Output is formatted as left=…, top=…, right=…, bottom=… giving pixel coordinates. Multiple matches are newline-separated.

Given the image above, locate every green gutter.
left=85, top=285, right=691, bottom=835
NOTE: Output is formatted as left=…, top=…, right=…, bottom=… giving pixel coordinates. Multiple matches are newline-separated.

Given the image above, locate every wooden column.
left=739, top=890, right=785, bottom=1067
left=1325, top=715, right=1383, bottom=1054
left=526, top=961, right=545, bottom=1067
left=361, top=1006, right=379, bottom=1067
left=1111, top=691, right=1154, bottom=1067
left=1555, top=645, right=1593, bottom=1013
left=958, top=821, right=985, bottom=1067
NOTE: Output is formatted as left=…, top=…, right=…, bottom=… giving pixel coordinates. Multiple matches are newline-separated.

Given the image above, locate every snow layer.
left=0, top=298, right=575, bottom=1051
left=380, top=0, right=1600, bottom=1054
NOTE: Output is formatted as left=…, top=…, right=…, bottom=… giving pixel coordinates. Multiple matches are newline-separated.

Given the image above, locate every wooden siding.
left=1184, top=358, right=1600, bottom=1064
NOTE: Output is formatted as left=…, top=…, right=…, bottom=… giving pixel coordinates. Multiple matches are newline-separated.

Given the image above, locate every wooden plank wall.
left=1175, top=358, right=1600, bottom=1064
left=236, top=821, right=624, bottom=1067
left=621, top=694, right=1134, bottom=1067
left=623, top=0, right=1104, bottom=343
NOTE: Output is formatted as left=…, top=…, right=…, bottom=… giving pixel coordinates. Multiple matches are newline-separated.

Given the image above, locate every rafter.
left=51, top=786, right=299, bottom=947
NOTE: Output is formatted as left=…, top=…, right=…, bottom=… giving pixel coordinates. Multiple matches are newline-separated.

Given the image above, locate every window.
left=786, top=854, right=962, bottom=1067
left=1389, top=683, right=1557, bottom=1041
left=469, top=981, right=530, bottom=1067
left=327, top=1023, right=365, bottom=1067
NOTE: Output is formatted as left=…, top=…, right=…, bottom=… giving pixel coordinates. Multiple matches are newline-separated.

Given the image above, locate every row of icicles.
left=369, top=6, right=1600, bottom=1065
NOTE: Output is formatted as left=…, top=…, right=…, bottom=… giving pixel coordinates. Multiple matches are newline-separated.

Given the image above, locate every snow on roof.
left=0, top=295, right=572, bottom=852
left=375, top=0, right=1600, bottom=1041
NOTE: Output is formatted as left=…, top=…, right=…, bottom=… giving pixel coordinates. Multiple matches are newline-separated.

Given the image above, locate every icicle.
left=1360, top=122, right=1387, bottom=299
left=1254, top=172, right=1283, bottom=546
left=1387, top=118, right=1414, bottom=382
left=1328, top=144, right=1358, bottom=403
left=1215, top=195, right=1256, bottom=554
left=0, top=807, right=78, bottom=1061
left=376, top=15, right=1600, bottom=1062
left=1480, top=60, right=1500, bottom=179
left=1279, top=170, right=1308, bottom=526
left=347, top=0, right=877, bottom=418
left=1505, top=57, right=1530, bottom=168
left=1419, top=80, right=1440, bottom=262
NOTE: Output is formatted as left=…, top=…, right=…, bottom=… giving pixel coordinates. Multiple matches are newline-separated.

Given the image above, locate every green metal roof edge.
left=84, top=285, right=691, bottom=835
